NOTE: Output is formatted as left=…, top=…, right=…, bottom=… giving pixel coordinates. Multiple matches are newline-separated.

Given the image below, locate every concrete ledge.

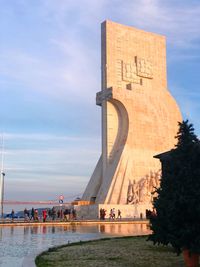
left=0, top=219, right=149, bottom=227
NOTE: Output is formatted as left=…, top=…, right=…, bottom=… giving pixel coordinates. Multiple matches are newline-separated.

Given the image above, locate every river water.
left=0, top=223, right=150, bottom=267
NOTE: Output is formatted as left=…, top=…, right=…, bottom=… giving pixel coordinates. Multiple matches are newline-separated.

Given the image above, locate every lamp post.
left=0, top=135, right=5, bottom=220
left=0, top=171, right=5, bottom=219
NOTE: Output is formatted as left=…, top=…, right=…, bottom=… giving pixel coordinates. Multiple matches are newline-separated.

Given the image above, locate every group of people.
left=99, top=208, right=122, bottom=220
left=63, top=208, right=76, bottom=221
left=109, top=208, right=122, bottom=219
left=24, top=207, right=40, bottom=221
left=99, top=208, right=106, bottom=220
left=9, top=207, right=77, bottom=222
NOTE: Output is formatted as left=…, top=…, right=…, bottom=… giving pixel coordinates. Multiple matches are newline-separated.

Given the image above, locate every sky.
left=0, top=0, right=200, bottom=203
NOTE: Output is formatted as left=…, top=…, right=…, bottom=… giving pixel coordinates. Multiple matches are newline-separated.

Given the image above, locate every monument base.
left=75, top=203, right=153, bottom=220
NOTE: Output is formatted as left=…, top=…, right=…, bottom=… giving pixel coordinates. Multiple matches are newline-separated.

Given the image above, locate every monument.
left=77, top=20, right=182, bottom=219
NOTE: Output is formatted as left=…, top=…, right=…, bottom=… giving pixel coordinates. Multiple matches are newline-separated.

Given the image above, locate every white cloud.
left=123, top=0, right=200, bottom=49
left=2, top=0, right=200, bottom=103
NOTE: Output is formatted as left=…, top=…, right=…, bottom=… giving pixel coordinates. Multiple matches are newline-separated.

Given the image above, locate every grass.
left=35, top=236, right=186, bottom=267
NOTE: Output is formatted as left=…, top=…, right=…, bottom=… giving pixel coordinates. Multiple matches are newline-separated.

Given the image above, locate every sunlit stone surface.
left=80, top=20, right=182, bottom=218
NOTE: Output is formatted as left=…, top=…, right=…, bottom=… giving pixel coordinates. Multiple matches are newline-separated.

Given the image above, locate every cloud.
left=120, top=0, right=200, bottom=49
left=3, top=132, right=100, bottom=177
left=2, top=0, right=200, bottom=104
left=5, top=174, right=86, bottom=201
left=0, top=49, right=73, bottom=98
left=1, top=133, right=100, bottom=202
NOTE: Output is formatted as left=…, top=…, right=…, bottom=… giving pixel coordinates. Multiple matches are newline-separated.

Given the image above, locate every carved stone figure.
left=126, top=169, right=162, bottom=205
left=127, top=180, right=139, bottom=204
left=139, top=178, right=151, bottom=203
left=127, top=180, right=134, bottom=203
left=132, top=180, right=139, bottom=204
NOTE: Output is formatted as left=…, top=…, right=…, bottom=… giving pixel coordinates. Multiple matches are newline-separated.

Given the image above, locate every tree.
left=149, top=120, right=200, bottom=255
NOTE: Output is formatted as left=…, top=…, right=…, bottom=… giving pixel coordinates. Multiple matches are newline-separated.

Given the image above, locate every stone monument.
left=77, top=20, right=182, bottom=219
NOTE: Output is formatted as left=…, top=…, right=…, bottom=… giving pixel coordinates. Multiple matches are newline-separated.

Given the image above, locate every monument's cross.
left=81, top=20, right=182, bottom=217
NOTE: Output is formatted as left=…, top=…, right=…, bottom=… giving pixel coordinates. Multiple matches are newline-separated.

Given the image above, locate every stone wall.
left=76, top=203, right=152, bottom=220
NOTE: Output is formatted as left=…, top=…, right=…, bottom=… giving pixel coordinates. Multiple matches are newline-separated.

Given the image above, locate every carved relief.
left=136, top=57, right=153, bottom=79
left=127, top=179, right=139, bottom=204
left=122, top=57, right=153, bottom=87
left=127, top=169, right=161, bottom=205
left=122, top=61, right=141, bottom=84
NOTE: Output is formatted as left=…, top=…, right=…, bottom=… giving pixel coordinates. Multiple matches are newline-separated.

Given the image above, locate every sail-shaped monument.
left=77, top=20, right=182, bottom=219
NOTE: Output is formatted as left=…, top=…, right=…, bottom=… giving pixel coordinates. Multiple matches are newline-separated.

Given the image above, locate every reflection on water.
left=98, top=222, right=150, bottom=235
left=0, top=223, right=150, bottom=267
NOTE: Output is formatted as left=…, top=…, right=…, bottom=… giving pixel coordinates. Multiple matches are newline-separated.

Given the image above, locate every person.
left=100, top=208, right=104, bottom=220
left=34, top=209, right=39, bottom=221
left=63, top=209, right=68, bottom=221
left=109, top=209, right=115, bottom=220
left=72, top=208, right=76, bottom=220
left=101, top=209, right=106, bottom=220
left=42, top=209, right=47, bottom=222
left=11, top=209, right=15, bottom=222
left=24, top=208, right=29, bottom=222
left=117, top=209, right=122, bottom=219
left=60, top=209, right=63, bottom=220
left=48, top=208, right=52, bottom=220
left=31, top=207, right=35, bottom=221
left=112, top=208, right=116, bottom=219
left=68, top=208, right=72, bottom=220
left=57, top=209, right=61, bottom=219
left=52, top=207, right=56, bottom=221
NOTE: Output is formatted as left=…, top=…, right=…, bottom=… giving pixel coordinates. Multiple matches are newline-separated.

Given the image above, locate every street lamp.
left=0, top=171, right=5, bottom=219
left=0, top=135, right=5, bottom=220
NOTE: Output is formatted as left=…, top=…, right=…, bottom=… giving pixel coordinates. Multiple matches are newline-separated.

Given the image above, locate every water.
left=0, top=223, right=150, bottom=267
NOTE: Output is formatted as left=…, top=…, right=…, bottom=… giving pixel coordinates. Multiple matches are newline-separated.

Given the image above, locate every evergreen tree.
left=149, top=120, right=200, bottom=254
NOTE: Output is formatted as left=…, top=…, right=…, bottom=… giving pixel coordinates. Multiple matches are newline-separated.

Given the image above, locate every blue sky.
left=0, top=0, right=200, bottom=202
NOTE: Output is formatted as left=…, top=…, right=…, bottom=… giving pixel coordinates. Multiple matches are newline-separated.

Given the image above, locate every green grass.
left=35, top=236, right=186, bottom=267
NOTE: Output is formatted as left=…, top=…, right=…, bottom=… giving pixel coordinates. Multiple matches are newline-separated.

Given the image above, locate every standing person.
left=100, top=208, right=103, bottom=220
left=117, top=209, right=122, bottom=219
left=72, top=208, right=76, bottom=220
left=60, top=209, right=63, bottom=220
left=34, top=209, right=39, bottom=221
left=27, top=209, right=30, bottom=220
left=103, top=209, right=106, bottom=220
left=52, top=207, right=56, bottom=221
left=109, top=209, right=113, bottom=220
left=42, top=209, right=47, bottom=222
left=48, top=209, right=52, bottom=220
left=63, top=209, right=68, bottom=221
left=68, top=208, right=72, bottom=220
left=24, top=208, right=29, bottom=222
left=57, top=209, right=61, bottom=219
left=11, top=209, right=15, bottom=222
left=112, top=208, right=116, bottom=219
left=31, top=208, right=35, bottom=221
